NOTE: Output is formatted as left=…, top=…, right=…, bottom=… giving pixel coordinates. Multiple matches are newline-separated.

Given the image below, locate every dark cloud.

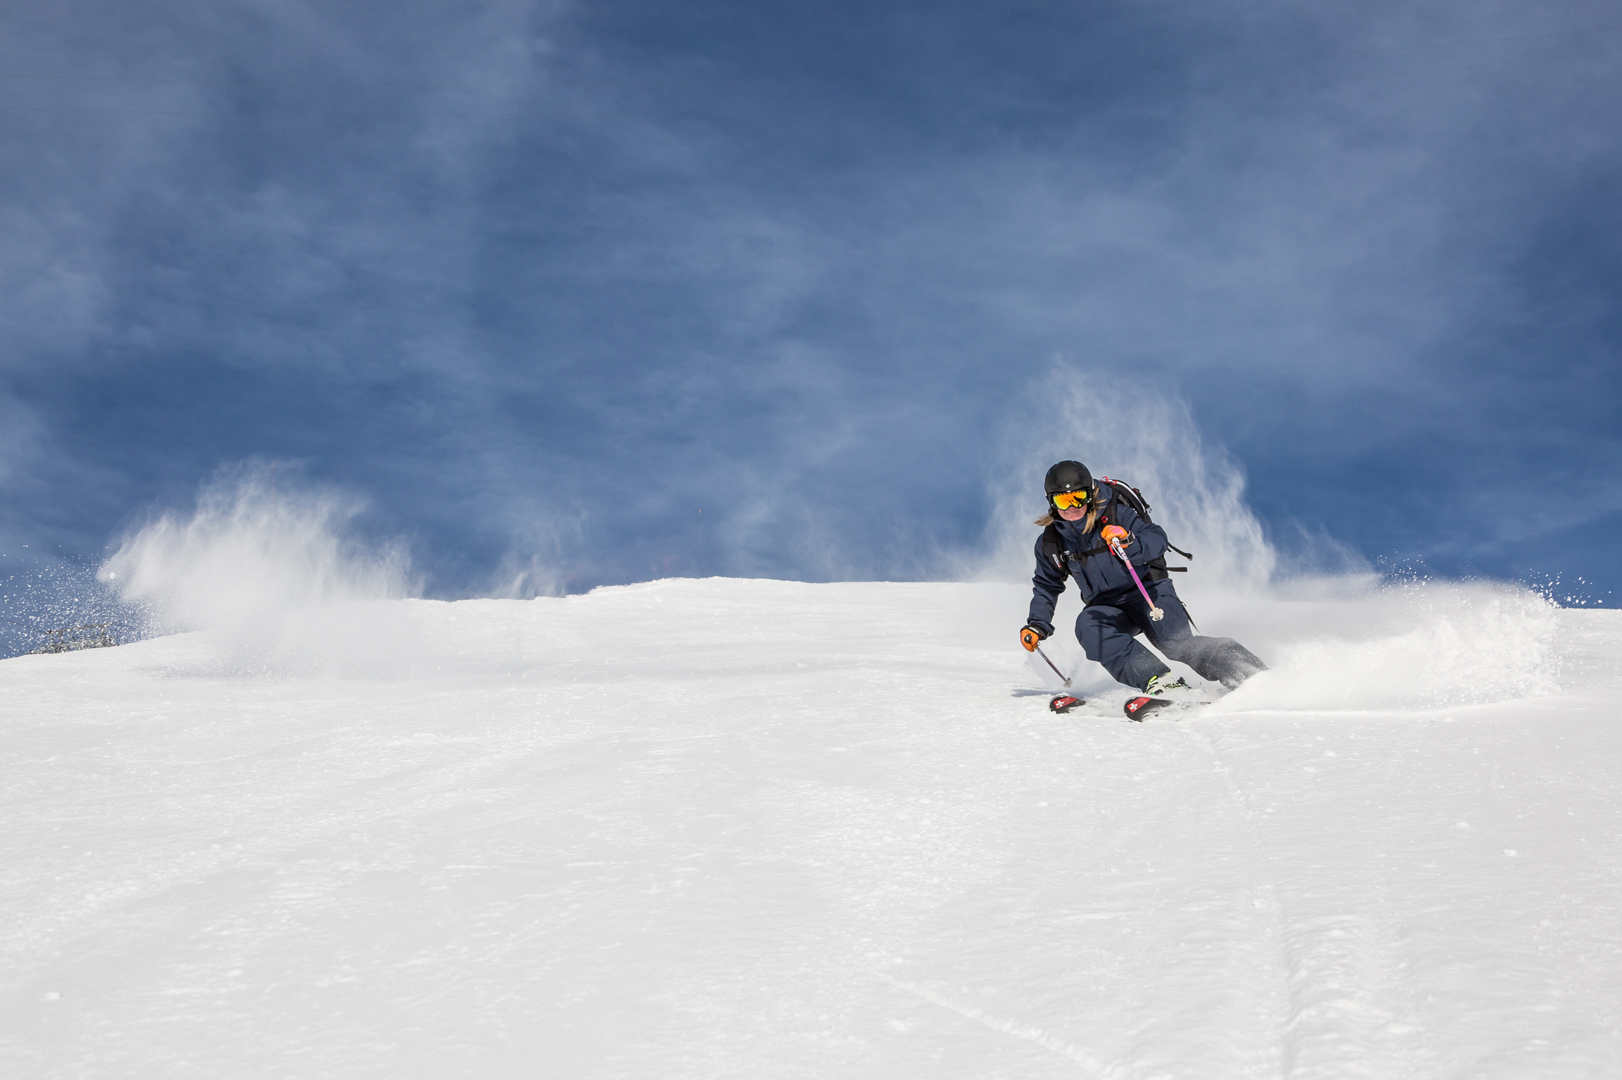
left=2, top=0, right=1620, bottom=645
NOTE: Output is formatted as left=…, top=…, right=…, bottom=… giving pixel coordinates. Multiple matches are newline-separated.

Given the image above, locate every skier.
left=1019, top=460, right=1265, bottom=696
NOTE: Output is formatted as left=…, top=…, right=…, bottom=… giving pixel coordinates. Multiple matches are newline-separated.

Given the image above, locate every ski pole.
left=1110, top=538, right=1165, bottom=622
left=1034, top=643, right=1071, bottom=687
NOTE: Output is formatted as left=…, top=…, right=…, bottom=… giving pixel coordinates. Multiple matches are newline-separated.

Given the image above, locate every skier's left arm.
left=1109, top=504, right=1169, bottom=566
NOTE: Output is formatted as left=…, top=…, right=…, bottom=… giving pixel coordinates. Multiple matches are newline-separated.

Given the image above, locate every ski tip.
left=1049, top=694, right=1085, bottom=714
left=1123, top=695, right=1164, bottom=721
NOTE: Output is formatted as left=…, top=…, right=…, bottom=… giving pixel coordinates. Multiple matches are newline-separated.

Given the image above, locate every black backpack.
left=1039, top=477, right=1193, bottom=582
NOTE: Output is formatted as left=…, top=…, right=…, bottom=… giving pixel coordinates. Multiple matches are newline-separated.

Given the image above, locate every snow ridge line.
left=884, top=977, right=1125, bottom=1077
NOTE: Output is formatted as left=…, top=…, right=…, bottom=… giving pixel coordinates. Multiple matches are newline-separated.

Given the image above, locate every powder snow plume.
left=983, top=364, right=1561, bottom=709
left=100, top=463, right=412, bottom=631
left=977, top=363, right=1273, bottom=593
left=96, top=464, right=420, bottom=677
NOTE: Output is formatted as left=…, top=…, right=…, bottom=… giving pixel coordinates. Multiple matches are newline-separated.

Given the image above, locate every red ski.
left=1123, top=694, right=1215, bottom=720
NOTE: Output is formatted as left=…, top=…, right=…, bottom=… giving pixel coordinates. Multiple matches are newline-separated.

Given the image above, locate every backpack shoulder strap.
left=1039, top=523, right=1070, bottom=579
left=1072, top=486, right=1122, bottom=558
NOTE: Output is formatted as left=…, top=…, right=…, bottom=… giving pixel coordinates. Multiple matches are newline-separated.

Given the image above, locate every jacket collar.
left=1055, top=514, right=1097, bottom=541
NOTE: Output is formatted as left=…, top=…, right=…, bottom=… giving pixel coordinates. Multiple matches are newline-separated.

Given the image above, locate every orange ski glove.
left=1101, top=524, right=1131, bottom=548
left=1020, top=625, right=1047, bottom=652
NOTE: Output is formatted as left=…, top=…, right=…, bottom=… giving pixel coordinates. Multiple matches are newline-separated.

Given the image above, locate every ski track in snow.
left=883, top=977, right=1116, bottom=1074
left=2, top=580, right=1621, bottom=1078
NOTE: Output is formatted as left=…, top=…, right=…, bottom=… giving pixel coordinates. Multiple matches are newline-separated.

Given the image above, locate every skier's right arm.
left=1025, top=536, right=1067, bottom=640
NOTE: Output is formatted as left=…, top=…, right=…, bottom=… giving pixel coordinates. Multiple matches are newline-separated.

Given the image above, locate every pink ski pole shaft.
left=1110, top=538, right=1165, bottom=621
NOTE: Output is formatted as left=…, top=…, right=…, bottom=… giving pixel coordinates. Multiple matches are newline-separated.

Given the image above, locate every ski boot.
left=1145, top=674, right=1192, bottom=696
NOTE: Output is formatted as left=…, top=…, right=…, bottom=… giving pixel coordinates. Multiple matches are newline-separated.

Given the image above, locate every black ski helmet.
left=1043, top=460, right=1093, bottom=498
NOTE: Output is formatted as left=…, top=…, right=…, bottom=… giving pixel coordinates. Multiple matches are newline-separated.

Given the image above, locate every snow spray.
left=96, top=463, right=422, bottom=678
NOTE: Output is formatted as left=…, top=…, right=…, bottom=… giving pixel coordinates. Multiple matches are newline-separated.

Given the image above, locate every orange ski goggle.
left=1051, top=490, right=1091, bottom=510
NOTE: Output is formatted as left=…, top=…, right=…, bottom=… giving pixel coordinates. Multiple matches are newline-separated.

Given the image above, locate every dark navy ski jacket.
left=1026, top=498, right=1170, bottom=636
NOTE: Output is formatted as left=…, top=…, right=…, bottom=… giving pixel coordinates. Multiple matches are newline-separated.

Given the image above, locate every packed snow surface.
left=3, top=577, right=1620, bottom=1078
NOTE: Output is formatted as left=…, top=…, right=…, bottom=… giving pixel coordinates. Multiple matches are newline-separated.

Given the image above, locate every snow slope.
left=3, top=578, right=1620, bottom=1078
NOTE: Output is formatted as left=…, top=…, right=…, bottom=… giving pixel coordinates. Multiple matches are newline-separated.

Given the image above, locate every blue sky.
left=2, top=0, right=1620, bottom=643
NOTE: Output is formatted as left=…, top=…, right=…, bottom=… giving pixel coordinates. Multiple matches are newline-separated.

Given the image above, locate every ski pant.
left=1076, top=577, right=1266, bottom=691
